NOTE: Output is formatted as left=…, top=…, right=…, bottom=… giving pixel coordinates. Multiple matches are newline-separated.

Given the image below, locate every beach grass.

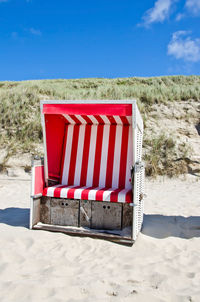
left=0, top=75, right=199, bottom=176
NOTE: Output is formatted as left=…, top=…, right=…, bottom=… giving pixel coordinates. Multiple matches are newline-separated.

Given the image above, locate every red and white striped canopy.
left=43, top=103, right=134, bottom=203
left=63, top=114, right=132, bottom=125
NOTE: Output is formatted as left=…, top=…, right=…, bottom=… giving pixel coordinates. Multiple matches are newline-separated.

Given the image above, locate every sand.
left=0, top=173, right=200, bottom=302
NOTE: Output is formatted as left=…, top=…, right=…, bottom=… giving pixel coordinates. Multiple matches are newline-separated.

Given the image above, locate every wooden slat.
left=33, top=223, right=133, bottom=244
left=80, top=200, right=91, bottom=228
left=122, top=203, right=133, bottom=228
left=40, top=196, right=51, bottom=224
left=32, top=198, right=41, bottom=226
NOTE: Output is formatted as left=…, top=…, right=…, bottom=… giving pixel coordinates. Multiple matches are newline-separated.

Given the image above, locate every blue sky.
left=0, top=0, right=200, bottom=80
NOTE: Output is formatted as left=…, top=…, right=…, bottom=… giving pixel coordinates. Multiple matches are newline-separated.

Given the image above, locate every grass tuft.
left=144, top=133, right=190, bottom=177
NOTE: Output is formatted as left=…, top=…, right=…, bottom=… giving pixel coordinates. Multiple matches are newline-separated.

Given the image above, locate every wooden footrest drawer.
left=40, top=197, right=132, bottom=230
left=41, top=197, right=79, bottom=227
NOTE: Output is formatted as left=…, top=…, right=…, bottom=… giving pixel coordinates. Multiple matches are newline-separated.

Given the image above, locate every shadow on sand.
left=142, top=214, right=200, bottom=239
left=0, top=207, right=29, bottom=228
left=1, top=208, right=200, bottom=240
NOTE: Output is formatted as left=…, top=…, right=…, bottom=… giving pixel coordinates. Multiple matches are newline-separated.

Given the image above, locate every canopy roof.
left=43, top=103, right=132, bottom=116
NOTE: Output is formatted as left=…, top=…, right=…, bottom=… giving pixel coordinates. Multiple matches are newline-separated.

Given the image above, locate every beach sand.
left=0, top=173, right=200, bottom=302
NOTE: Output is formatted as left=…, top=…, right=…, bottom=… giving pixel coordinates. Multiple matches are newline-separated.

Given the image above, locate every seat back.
left=61, top=114, right=133, bottom=189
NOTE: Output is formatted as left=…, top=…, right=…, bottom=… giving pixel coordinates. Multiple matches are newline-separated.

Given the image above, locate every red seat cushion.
left=43, top=185, right=133, bottom=203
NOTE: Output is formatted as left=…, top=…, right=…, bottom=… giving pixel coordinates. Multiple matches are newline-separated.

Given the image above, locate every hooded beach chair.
left=30, top=100, right=144, bottom=243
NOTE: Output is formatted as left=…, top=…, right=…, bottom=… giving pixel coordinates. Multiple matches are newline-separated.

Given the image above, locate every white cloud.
left=185, top=0, right=200, bottom=14
left=175, top=12, right=185, bottom=20
left=29, top=28, right=41, bottom=36
left=176, top=0, right=200, bottom=20
left=167, top=31, right=200, bottom=62
left=141, top=0, right=173, bottom=26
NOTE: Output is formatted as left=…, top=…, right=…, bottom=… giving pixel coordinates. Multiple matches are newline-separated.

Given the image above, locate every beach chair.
left=30, top=100, right=144, bottom=243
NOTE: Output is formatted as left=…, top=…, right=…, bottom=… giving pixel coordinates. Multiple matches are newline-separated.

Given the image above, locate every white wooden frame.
left=31, top=99, right=145, bottom=243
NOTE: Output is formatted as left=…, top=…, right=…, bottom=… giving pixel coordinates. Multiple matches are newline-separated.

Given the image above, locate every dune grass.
left=143, top=133, right=191, bottom=177
left=0, top=75, right=199, bottom=176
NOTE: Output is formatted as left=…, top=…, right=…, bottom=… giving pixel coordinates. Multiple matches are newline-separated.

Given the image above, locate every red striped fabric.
left=66, top=185, right=83, bottom=199
left=53, top=185, right=69, bottom=198
left=46, top=114, right=133, bottom=203
left=105, top=125, right=116, bottom=188
left=61, top=123, right=132, bottom=190
left=92, top=124, right=104, bottom=187
left=43, top=185, right=133, bottom=203
left=69, top=114, right=81, bottom=124
left=95, top=187, right=108, bottom=201
left=63, top=114, right=132, bottom=125
left=118, top=125, right=129, bottom=188
left=80, top=124, right=91, bottom=186
left=81, top=186, right=95, bottom=200
left=67, top=125, right=80, bottom=185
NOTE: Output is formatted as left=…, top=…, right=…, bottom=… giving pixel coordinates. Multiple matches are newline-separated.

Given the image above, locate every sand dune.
left=0, top=173, right=200, bottom=302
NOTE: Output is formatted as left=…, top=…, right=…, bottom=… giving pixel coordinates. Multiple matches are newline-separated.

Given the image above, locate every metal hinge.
left=31, top=155, right=44, bottom=167
left=31, top=193, right=42, bottom=199
left=134, top=161, right=145, bottom=173
left=131, top=161, right=145, bottom=185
